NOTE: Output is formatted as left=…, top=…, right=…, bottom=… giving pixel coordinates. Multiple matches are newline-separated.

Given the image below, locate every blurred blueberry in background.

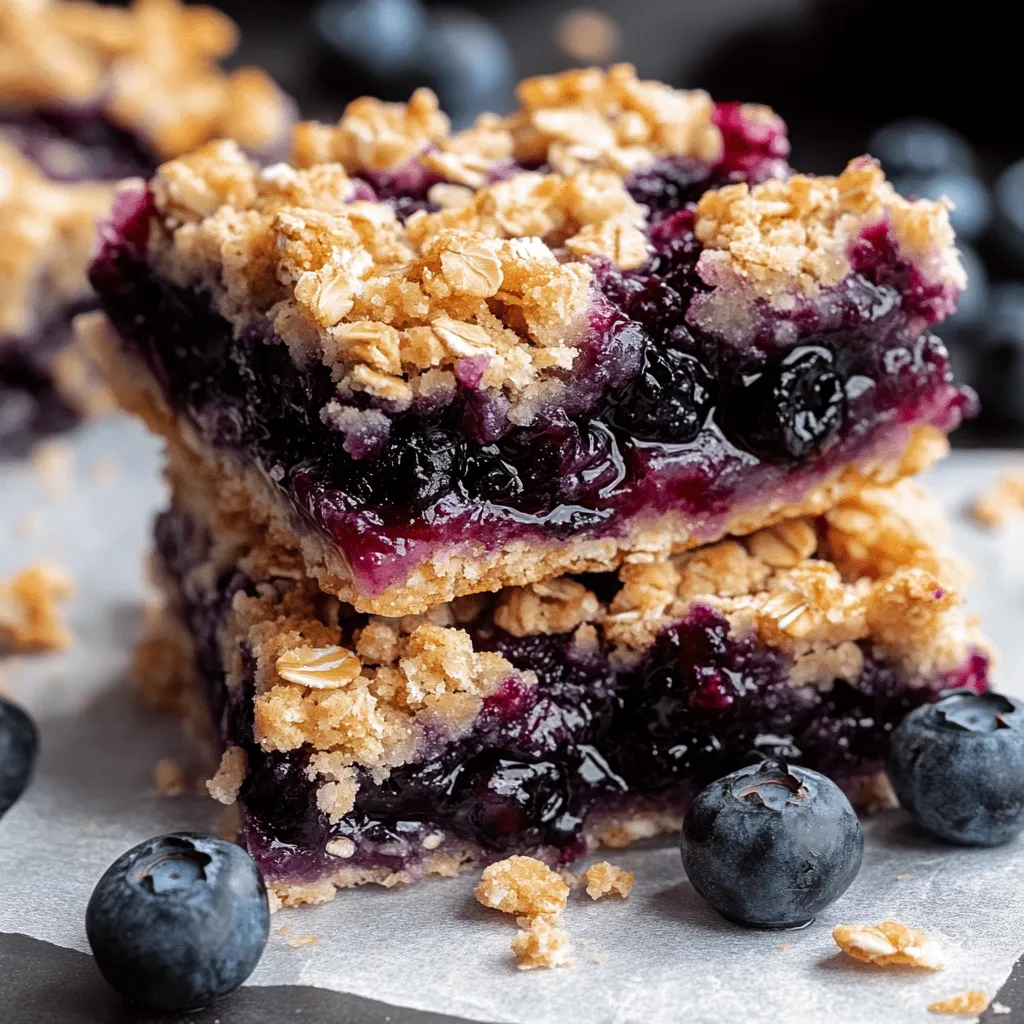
left=869, top=120, right=974, bottom=177
left=996, top=160, right=1024, bottom=271
left=892, top=171, right=992, bottom=241
left=977, top=284, right=1024, bottom=425
left=313, top=0, right=427, bottom=84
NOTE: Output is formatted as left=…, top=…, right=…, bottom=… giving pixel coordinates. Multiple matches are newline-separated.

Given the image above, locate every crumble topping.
left=832, top=921, right=946, bottom=970
left=494, top=578, right=600, bottom=638
left=927, top=992, right=990, bottom=1017
left=0, top=0, right=291, bottom=158
left=474, top=856, right=571, bottom=918
left=0, top=562, right=74, bottom=652
left=511, top=915, right=573, bottom=970
left=693, top=158, right=964, bottom=328
left=205, top=745, right=247, bottom=804
left=0, top=141, right=113, bottom=337
left=153, top=758, right=185, bottom=796
left=584, top=861, right=635, bottom=900
left=971, top=469, right=1024, bottom=528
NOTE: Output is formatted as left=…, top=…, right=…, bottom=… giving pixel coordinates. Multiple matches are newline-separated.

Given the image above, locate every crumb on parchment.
left=927, top=991, right=990, bottom=1016
left=971, top=469, right=1024, bottom=528
left=286, top=934, right=318, bottom=948
left=153, top=758, right=185, bottom=796
left=584, top=861, right=635, bottom=901
left=991, top=1002, right=1012, bottom=1015
left=832, top=921, right=945, bottom=970
left=206, top=746, right=248, bottom=804
left=511, top=915, right=573, bottom=970
left=475, top=856, right=570, bottom=918
left=0, top=563, right=74, bottom=652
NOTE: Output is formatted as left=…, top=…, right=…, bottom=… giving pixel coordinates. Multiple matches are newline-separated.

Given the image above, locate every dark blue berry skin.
left=995, top=161, right=1024, bottom=270
left=869, top=120, right=974, bottom=178
left=975, top=284, right=1024, bottom=424
left=86, top=833, right=270, bottom=1012
left=892, top=172, right=992, bottom=242
left=313, top=0, right=427, bottom=81
left=680, top=759, right=864, bottom=929
left=888, top=691, right=1024, bottom=846
left=0, top=697, right=38, bottom=818
left=417, top=9, right=515, bottom=129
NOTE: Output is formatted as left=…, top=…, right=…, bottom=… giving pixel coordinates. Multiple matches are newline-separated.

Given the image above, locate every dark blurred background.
left=175, top=0, right=1024, bottom=447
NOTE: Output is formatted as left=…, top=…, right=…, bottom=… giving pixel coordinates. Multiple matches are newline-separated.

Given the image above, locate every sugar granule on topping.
left=0, top=563, right=74, bottom=652
left=927, top=991, right=990, bottom=1016
left=832, top=921, right=945, bottom=970
left=511, top=915, right=573, bottom=970
left=584, top=861, right=635, bottom=901
left=474, top=856, right=570, bottom=918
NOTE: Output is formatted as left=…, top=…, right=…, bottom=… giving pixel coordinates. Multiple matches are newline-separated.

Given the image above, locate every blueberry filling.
left=92, top=153, right=974, bottom=595
left=154, top=507, right=990, bottom=881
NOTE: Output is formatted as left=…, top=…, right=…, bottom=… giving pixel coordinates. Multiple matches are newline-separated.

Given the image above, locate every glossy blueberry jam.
left=155, top=507, right=989, bottom=882
left=92, top=115, right=975, bottom=597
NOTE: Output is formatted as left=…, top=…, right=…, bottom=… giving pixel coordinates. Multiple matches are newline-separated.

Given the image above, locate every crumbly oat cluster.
left=927, top=991, right=991, bottom=1017
left=142, top=64, right=961, bottom=427
left=0, top=562, right=74, bottom=652
left=584, top=861, right=635, bottom=900
left=832, top=921, right=946, bottom=970
left=0, top=0, right=290, bottom=158
left=0, top=141, right=113, bottom=337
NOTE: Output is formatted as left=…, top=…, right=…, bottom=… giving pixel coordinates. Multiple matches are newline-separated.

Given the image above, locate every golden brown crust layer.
left=82, top=309, right=952, bottom=618
left=0, top=0, right=291, bottom=158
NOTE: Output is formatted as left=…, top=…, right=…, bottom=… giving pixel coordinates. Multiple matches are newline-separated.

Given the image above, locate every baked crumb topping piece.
left=971, top=469, right=1024, bottom=528
left=153, top=757, right=185, bottom=796
left=474, top=856, right=571, bottom=917
left=832, top=921, right=946, bottom=970
left=0, top=141, right=113, bottom=337
left=584, top=861, right=635, bottom=900
left=0, top=562, right=74, bottom=652
left=206, top=745, right=247, bottom=805
left=0, top=0, right=291, bottom=158
left=927, top=991, right=990, bottom=1017
left=511, top=914, right=573, bottom=970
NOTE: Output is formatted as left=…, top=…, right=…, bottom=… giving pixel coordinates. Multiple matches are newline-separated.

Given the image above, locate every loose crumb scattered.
left=475, top=856, right=570, bottom=918
left=591, top=951, right=609, bottom=965
left=286, top=934, right=318, bottom=948
left=206, top=746, right=248, bottom=804
left=584, top=861, right=635, bottom=901
left=555, top=8, right=621, bottom=62
left=153, top=758, right=185, bottom=797
left=89, top=456, right=120, bottom=485
left=277, top=924, right=293, bottom=935
left=511, top=915, right=573, bottom=970
left=897, top=873, right=912, bottom=882
left=991, top=1002, right=1012, bottom=1016
left=776, top=944, right=792, bottom=952
left=927, top=991, right=990, bottom=1016
left=0, top=563, right=74, bottom=652
left=832, top=921, right=945, bottom=970
left=971, top=469, right=1024, bottom=528
left=32, top=440, right=74, bottom=501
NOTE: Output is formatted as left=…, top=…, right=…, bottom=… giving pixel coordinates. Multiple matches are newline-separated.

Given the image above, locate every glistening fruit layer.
left=154, top=506, right=989, bottom=884
left=92, top=152, right=974, bottom=598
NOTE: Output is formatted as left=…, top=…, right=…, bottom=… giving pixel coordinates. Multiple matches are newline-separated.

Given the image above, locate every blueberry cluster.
left=870, top=119, right=1024, bottom=431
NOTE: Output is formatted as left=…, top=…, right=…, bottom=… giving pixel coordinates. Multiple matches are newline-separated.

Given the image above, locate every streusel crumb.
left=511, top=914, right=573, bottom=970
left=475, top=856, right=570, bottom=918
left=206, top=746, right=247, bottom=805
left=0, top=563, right=74, bottom=652
left=285, top=933, right=319, bottom=949
left=153, top=758, right=185, bottom=797
left=584, top=861, right=635, bottom=900
left=832, top=921, right=945, bottom=970
left=927, top=991, right=990, bottom=1016
left=971, top=470, right=1024, bottom=528
left=991, top=1002, right=1012, bottom=1015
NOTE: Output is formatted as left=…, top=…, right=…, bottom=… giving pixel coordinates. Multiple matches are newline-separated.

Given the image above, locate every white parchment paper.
left=1, top=416, right=1022, bottom=1024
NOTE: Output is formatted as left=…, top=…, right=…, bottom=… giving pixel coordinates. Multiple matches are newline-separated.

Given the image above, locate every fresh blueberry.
left=680, top=758, right=864, bottom=928
left=610, top=347, right=716, bottom=443
left=869, top=120, right=974, bottom=178
left=417, top=8, right=515, bottom=129
left=86, top=832, right=270, bottom=1011
left=374, top=425, right=462, bottom=510
left=313, top=0, right=427, bottom=81
left=995, top=160, right=1024, bottom=269
left=0, top=696, right=38, bottom=818
left=720, top=346, right=847, bottom=461
left=975, top=284, right=1024, bottom=423
left=891, top=172, right=992, bottom=241
left=887, top=691, right=1024, bottom=846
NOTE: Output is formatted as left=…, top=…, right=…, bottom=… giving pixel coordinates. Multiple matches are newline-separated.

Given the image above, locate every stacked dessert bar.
left=0, top=0, right=293, bottom=454
left=82, top=65, right=992, bottom=906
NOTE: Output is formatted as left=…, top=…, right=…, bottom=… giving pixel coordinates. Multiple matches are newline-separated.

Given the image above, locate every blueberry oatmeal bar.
left=0, top=0, right=293, bottom=452
left=0, top=142, right=113, bottom=453
left=85, top=66, right=975, bottom=615
left=0, top=0, right=293, bottom=181
left=142, top=458, right=990, bottom=905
